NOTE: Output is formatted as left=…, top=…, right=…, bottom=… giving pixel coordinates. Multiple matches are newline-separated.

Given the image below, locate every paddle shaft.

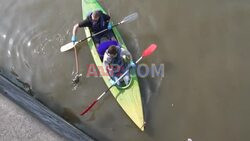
left=80, top=43, right=157, bottom=116
left=76, top=23, right=121, bottom=45
left=72, top=23, right=120, bottom=79
left=73, top=46, right=79, bottom=74
left=61, top=12, right=138, bottom=52
left=99, top=57, right=142, bottom=98
left=80, top=56, right=143, bottom=115
left=97, top=56, right=143, bottom=100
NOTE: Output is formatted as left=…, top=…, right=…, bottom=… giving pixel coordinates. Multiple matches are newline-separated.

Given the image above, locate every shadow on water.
left=138, top=60, right=173, bottom=137
left=1, top=67, right=115, bottom=141
left=0, top=68, right=96, bottom=141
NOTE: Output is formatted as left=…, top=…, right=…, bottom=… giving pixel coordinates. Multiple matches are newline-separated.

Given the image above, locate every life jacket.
left=103, top=44, right=129, bottom=77
left=87, top=10, right=107, bottom=33
left=108, top=47, right=129, bottom=77
left=109, top=46, right=122, bottom=65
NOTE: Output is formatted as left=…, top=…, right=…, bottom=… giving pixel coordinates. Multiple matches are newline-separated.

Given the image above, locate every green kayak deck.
left=81, top=0, right=145, bottom=131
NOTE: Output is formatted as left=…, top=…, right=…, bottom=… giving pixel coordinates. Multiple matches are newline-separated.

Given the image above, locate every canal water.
left=1, top=0, right=250, bottom=141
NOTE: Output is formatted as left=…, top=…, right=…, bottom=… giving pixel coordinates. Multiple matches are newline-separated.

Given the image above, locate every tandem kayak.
left=81, top=0, right=145, bottom=131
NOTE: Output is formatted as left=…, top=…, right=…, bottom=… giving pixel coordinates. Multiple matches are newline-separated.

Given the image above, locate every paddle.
left=72, top=46, right=82, bottom=84
left=80, top=43, right=158, bottom=116
left=60, top=12, right=138, bottom=52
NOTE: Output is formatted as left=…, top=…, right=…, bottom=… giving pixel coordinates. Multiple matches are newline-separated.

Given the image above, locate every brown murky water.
left=1, top=0, right=250, bottom=141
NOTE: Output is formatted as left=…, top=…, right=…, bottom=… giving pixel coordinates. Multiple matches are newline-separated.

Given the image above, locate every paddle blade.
left=60, top=41, right=79, bottom=52
left=80, top=100, right=98, bottom=116
left=121, top=12, right=138, bottom=24
left=142, top=44, right=158, bottom=57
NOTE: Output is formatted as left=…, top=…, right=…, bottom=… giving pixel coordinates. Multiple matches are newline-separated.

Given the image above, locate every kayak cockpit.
left=96, top=40, right=133, bottom=89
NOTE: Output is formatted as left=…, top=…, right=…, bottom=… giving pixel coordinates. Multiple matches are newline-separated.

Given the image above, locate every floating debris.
left=9, top=38, right=13, bottom=45
left=2, top=34, right=6, bottom=39
left=27, top=41, right=31, bottom=47
left=7, top=50, right=11, bottom=56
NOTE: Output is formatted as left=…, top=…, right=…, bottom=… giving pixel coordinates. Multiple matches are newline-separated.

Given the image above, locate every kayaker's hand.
left=107, top=22, right=112, bottom=30
left=129, top=61, right=136, bottom=68
left=71, top=35, right=77, bottom=44
left=122, top=55, right=130, bottom=63
left=109, top=79, right=116, bottom=85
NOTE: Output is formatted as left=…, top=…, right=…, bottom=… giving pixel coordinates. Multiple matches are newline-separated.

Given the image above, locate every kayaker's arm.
left=72, top=23, right=79, bottom=37
left=103, top=56, right=111, bottom=71
left=103, top=13, right=111, bottom=22
left=72, top=19, right=91, bottom=43
left=103, top=52, right=113, bottom=77
left=73, top=19, right=91, bottom=36
left=120, top=48, right=132, bottom=61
